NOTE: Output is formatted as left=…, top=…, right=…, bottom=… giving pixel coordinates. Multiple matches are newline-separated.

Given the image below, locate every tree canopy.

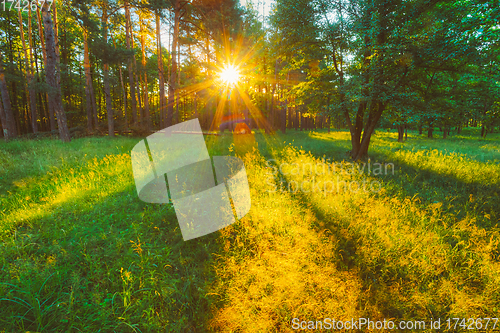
left=0, top=0, right=498, bottom=156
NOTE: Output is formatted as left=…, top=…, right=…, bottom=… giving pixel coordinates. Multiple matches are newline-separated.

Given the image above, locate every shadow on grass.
left=268, top=133, right=500, bottom=320
left=284, top=129, right=500, bottom=224
left=0, top=181, right=223, bottom=332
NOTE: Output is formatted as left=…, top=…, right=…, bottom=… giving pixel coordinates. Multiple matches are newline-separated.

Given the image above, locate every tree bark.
left=156, top=11, right=166, bottom=128
left=167, top=0, right=180, bottom=127
left=28, top=7, right=40, bottom=132
left=83, top=30, right=95, bottom=133
left=287, top=100, right=292, bottom=130
left=294, top=109, right=299, bottom=131
left=135, top=70, right=143, bottom=127
left=119, top=66, right=127, bottom=129
left=0, top=92, right=7, bottom=139
left=36, top=3, right=55, bottom=131
left=130, top=25, right=143, bottom=128
left=175, top=38, right=180, bottom=124
left=42, top=2, right=70, bottom=142
left=91, top=74, right=98, bottom=131
left=140, top=17, right=150, bottom=131
left=125, top=1, right=138, bottom=126
left=194, top=92, right=198, bottom=119
left=19, top=9, right=38, bottom=133
left=352, top=102, right=385, bottom=160
left=280, top=102, right=286, bottom=134
left=205, top=38, right=214, bottom=130
left=53, top=0, right=59, bottom=56
left=397, top=125, right=404, bottom=142
left=101, top=6, right=114, bottom=137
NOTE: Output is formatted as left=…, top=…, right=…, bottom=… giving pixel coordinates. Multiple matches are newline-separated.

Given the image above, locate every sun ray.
left=219, top=65, right=241, bottom=86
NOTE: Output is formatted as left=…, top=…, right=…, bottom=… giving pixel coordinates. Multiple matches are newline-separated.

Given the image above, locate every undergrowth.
left=0, top=128, right=499, bottom=332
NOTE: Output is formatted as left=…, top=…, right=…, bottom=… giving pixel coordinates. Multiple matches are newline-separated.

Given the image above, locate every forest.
left=1, top=0, right=500, bottom=332
left=0, top=0, right=498, bottom=154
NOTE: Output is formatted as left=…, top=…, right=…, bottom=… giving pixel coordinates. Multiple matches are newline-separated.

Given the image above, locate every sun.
left=219, top=65, right=240, bottom=85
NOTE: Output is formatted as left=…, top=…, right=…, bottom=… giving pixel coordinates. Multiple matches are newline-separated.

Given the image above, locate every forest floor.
left=1, top=128, right=499, bottom=332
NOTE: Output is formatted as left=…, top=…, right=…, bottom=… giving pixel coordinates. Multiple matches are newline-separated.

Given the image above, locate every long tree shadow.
left=269, top=134, right=500, bottom=321
left=1, top=182, right=223, bottom=332
left=290, top=130, right=500, bottom=225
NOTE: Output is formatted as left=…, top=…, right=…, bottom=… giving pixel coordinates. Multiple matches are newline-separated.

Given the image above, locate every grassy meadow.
left=1, top=128, right=499, bottom=332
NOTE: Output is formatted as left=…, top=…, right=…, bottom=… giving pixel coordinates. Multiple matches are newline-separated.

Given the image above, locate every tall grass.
left=1, top=129, right=499, bottom=332
left=0, top=137, right=220, bottom=332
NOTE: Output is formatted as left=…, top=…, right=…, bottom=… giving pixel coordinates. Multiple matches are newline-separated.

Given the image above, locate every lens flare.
left=219, top=65, right=240, bottom=85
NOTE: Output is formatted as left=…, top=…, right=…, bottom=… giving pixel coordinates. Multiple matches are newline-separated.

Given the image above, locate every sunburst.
left=219, top=65, right=240, bottom=86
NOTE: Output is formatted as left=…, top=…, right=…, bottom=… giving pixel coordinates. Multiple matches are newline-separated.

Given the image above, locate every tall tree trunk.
left=31, top=25, right=47, bottom=131
left=287, top=95, right=292, bottom=129
left=53, top=0, right=59, bottom=56
left=125, top=1, right=138, bottom=126
left=397, top=125, right=404, bottom=142
left=167, top=0, right=180, bottom=127
left=295, top=109, right=299, bottom=131
left=83, top=30, right=95, bottom=133
left=194, top=92, right=198, bottom=119
left=280, top=98, right=286, bottom=134
left=175, top=38, right=180, bottom=124
left=156, top=11, right=166, bottom=128
left=135, top=70, right=143, bottom=127
left=19, top=9, right=38, bottom=133
left=0, top=92, right=7, bottom=139
left=130, top=25, right=143, bottom=127
left=41, top=2, right=70, bottom=142
left=140, top=18, right=150, bottom=131
left=119, top=67, right=128, bottom=130
left=0, top=59, right=17, bottom=139
left=28, top=7, right=41, bottom=132
left=205, top=38, right=214, bottom=130
left=92, top=74, right=98, bottom=130
left=101, top=6, right=114, bottom=137
left=36, top=3, right=54, bottom=131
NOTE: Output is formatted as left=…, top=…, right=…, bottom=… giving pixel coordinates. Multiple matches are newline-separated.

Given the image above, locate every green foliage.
left=270, top=0, right=500, bottom=156
left=1, top=130, right=499, bottom=331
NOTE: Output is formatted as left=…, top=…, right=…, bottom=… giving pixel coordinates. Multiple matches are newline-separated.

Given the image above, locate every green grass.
left=0, top=128, right=499, bottom=332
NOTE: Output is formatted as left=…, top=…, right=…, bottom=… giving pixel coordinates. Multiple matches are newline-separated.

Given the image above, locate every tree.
left=101, top=2, right=114, bottom=137
left=70, top=1, right=101, bottom=133
left=124, top=0, right=138, bottom=127
left=36, top=2, right=56, bottom=131
left=18, top=8, right=38, bottom=133
left=271, top=0, right=500, bottom=158
left=138, top=8, right=151, bottom=131
left=155, top=9, right=167, bottom=128
left=42, top=1, right=71, bottom=142
left=166, top=0, right=180, bottom=127
left=0, top=55, right=17, bottom=139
